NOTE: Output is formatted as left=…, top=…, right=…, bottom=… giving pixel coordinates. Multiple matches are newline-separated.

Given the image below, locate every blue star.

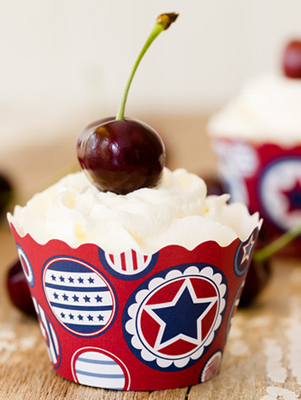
left=78, top=277, right=84, bottom=284
left=73, top=294, right=80, bottom=302
left=83, top=295, right=91, bottom=303
left=95, top=295, right=103, bottom=303
left=51, top=274, right=56, bottom=281
left=60, top=312, right=66, bottom=319
left=53, top=292, right=59, bottom=300
left=68, top=276, right=74, bottom=283
left=151, top=285, right=215, bottom=344
left=59, top=276, right=65, bottom=282
left=69, top=313, right=74, bottom=320
left=87, top=315, right=94, bottom=321
left=97, top=314, right=104, bottom=321
left=78, top=314, right=84, bottom=321
left=88, top=277, right=94, bottom=284
left=62, top=293, right=69, bottom=301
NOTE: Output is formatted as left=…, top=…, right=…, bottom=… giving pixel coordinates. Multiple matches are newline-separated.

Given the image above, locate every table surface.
left=1, top=114, right=301, bottom=400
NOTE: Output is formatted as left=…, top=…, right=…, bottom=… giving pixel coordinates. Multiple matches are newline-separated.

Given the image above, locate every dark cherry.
left=282, top=40, right=301, bottom=79
left=6, top=259, right=36, bottom=317
left=77, top=13, right=178, bottom=195
left=77, top=117, right=165, bottom=195
left=0, top=172, right=13, bottom=214
left=202, top=174, right=224, bottom=196
left=239, top=257, right=271, bottom=307
left=239, top=223, right=272, bottom=307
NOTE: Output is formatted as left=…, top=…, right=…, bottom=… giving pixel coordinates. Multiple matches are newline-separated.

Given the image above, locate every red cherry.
left=282, top=40, right=301, bottom=79
left=77, top=117, right=165, bottom=194
left=6, top=259, right=36, bottom=317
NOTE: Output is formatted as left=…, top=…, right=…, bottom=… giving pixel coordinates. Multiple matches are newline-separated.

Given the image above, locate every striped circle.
left=32, top=297, right=61, bottom=369
left=71, top=347, right=130, bottom=390
left=200, top=350, right=222, bottom=383
left=43, top=257, right=116, bottom=337
left=17, top=245, right=35, bottom=287
left=99, top=248, right=158, bottom=280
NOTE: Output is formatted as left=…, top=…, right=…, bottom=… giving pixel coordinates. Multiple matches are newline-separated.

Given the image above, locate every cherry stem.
left=116, top=13, right=178, bottom=121
left=253, top=223, right=301, bottom=263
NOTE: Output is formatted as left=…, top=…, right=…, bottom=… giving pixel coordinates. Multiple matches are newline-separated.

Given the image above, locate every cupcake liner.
left=212, top=137, right=301, bottom=256
left=10, top=222, right=260, bottom=390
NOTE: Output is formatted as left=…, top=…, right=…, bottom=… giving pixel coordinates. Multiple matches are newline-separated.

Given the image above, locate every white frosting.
left=208, top=73, right=301, bottom=144
left=8, top=168, right=261, bottom=254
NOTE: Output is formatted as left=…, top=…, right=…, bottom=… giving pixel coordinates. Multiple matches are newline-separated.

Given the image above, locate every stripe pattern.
left=73, top=350, right=126, bottom=390
left=32, top=297, right=61, bottom=368
left=105, top=249, right=152, bottom=275
left=43, top=257, right=115, bottom=336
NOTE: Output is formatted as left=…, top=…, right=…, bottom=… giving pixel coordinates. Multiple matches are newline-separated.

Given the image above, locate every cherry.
left=77, top=13, right=178, bottom=195
left=240, top=223, right=301, bottom=307
left=201, top=174, right=224, bottom=196
left=239, top=257, right=271, bottom=307
left=6, top=259, right=36, bottom=317
left=0, top=172, right=13, bottom=215
left=239, top=227, right=271, bottom=307
left=282, top=39, right=301, bottom=79
left=78, top=117, right=165, bottom=194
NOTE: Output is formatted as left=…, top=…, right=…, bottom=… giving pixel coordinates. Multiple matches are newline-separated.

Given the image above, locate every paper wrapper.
left=212, top=137, right=301, bottom=257
left=10, top=222, right=260, bottom=391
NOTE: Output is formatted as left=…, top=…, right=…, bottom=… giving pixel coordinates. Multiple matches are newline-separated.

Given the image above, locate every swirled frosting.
left=9, top=168, right=260, bottom=254
left=208, top=73, right=301, bottom=143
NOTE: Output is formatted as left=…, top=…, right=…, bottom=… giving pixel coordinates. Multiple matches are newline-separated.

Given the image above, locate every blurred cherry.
left=282, top=39, right=301, bottom=79
left=6, top=259, right=36, bottom=317
left=202, top=174, right=224, bottom=196
left=239, top=226, right=271, bottom=307
left=0, top=172, right=13, bottom=214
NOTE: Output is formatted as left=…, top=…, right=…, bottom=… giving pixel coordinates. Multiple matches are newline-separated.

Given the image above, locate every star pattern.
left=47, top=271, right=111, bottom=328
left=52, top=290, right=105, bottom=305
left=144, top=278, right=218, bottom=350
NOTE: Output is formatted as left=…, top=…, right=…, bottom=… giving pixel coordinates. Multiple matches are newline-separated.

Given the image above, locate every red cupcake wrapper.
left=10, top=222, right=259, bottom=390
left=212, top=138, right=301, bottom=257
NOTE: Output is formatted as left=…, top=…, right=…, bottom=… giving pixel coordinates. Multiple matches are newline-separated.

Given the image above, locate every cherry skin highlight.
left=282, top=40, right=301, bottom=79
left=77, top=117, right=165, bottom=195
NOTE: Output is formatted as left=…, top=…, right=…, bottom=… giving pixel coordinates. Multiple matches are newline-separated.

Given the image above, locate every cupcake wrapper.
left=10, top=222, right=260, bottom=391
left=212, top=138, right=301, bottom=256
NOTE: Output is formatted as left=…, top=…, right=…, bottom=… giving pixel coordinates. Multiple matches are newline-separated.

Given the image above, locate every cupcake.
left=8, top=167, right=261, bottom=390
left=7, top=12, right=261, bottom=391
left=208, top=40, right=301, bottom=256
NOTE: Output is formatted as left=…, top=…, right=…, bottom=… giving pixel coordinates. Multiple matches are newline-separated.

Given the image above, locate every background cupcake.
left=208, top=40, right=301, bottom=257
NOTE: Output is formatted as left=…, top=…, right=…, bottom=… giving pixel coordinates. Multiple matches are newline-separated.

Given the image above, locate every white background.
left=1, top=0, right=301, bottom=150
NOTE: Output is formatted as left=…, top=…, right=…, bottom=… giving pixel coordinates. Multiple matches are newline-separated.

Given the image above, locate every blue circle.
left=42, top=255, right=117, bottom=338
left=123, top=263, right=228, bottom=372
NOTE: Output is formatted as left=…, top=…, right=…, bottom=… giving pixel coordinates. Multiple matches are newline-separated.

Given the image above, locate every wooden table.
left=0, top=114, right=301, bottom=399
